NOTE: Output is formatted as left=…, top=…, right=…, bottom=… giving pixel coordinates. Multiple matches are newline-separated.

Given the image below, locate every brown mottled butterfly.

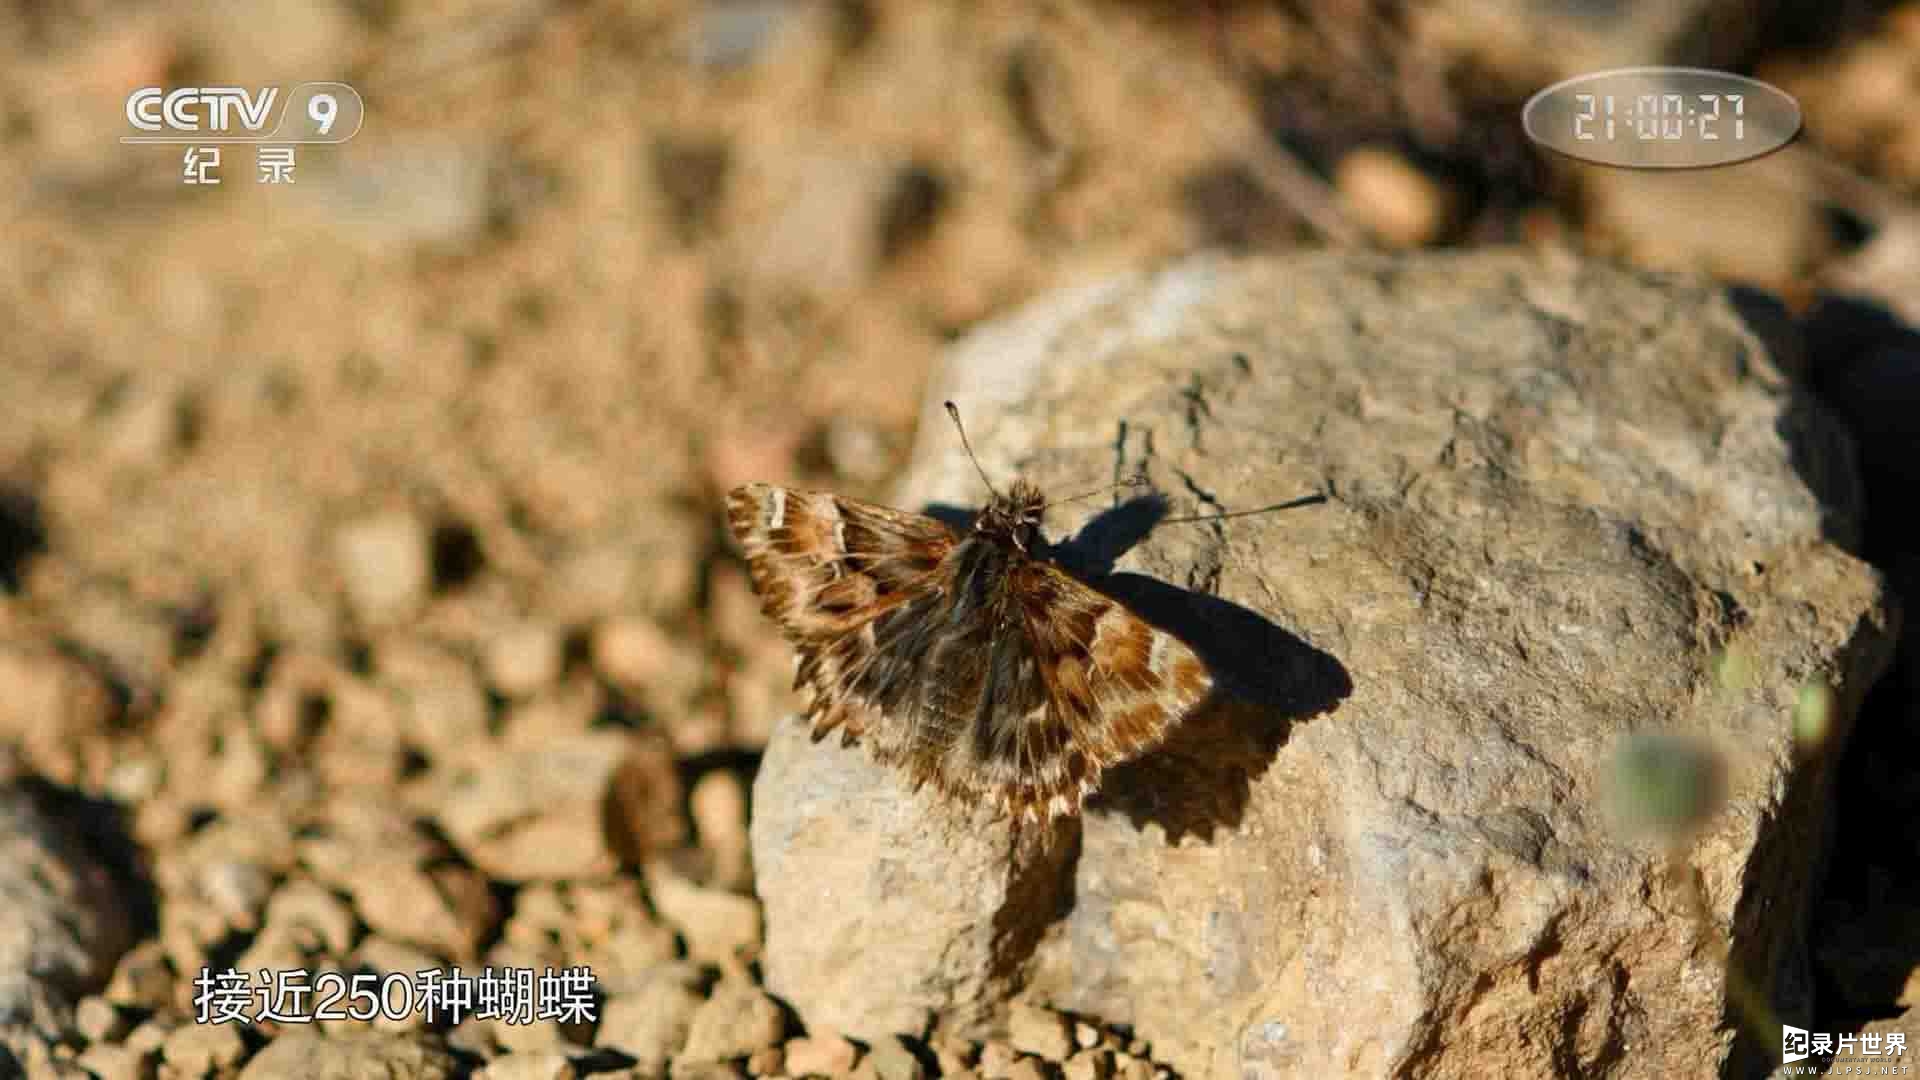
left=726, top=402, right=1317, bottom=828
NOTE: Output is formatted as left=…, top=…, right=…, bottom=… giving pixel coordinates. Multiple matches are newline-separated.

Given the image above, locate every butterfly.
left=725, top=402, right=1315, bottom=830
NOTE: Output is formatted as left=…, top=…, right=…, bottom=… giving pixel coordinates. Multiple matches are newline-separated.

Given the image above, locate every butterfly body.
left=726, top=476, right=1213, bottom=827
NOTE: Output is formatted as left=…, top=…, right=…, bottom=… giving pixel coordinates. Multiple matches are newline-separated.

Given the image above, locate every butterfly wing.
left=993, top=557, right=1214, bottom=823
left=725, top=482, right=956, bottom=745
left=863, top=547, right=1215, bottom=826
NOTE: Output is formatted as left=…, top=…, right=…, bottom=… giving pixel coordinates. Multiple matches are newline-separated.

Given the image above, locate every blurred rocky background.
left=2, top=1, right=1920, bottom=1078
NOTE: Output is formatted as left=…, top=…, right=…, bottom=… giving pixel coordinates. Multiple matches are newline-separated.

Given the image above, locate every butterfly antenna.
left=1039, top=471, right=1152, bottom=511
left=944, top=401, right=1003, bottom=499
left=1160, top=491, right=1327, bottom=524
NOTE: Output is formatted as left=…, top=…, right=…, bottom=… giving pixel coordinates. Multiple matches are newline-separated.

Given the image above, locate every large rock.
left=748, top=252, right=1897, bottom=1078
left=753, top=715, right=1077, bottom=1039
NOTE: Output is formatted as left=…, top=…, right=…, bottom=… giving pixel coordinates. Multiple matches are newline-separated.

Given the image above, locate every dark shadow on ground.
left=0, top=483, right=47, bottom=593
left=1721, top=287, right=1920, bottom=1077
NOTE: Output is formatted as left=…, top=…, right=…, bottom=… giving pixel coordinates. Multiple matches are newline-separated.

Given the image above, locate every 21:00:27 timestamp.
left=1523, top=67, right=1801, bottom=169
left=1575, top=93, right=1744, bottom=141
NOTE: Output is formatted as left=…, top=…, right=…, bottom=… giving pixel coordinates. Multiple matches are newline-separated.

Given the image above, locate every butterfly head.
left=943, top=402, right=1046, bottom=552
left=974, top=479, right=1046, bottom=553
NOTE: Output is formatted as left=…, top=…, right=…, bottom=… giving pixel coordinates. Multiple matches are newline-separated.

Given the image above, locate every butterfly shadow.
left=927, top=493, right=1353, bottom=846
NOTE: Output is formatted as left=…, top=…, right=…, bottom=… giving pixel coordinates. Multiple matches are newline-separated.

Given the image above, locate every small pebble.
left=262, top=878, right=358, bottom=955
left=198, top=859, right=273, bottom=931
left=932, top=1039, right=975, bottom=1076
left=691, top=770, right=749, bottom=853
left=1073, top=1023, right=1100, bottom=1051
left=784, top=1033, right=860, bottom=1078
left=680, top=981, right=786, bottom=1062
left=104, top=755, right=163, bottom=803
left=104, top=943, right=173, bottom=1010
left=547, top=545, right=638, bottom=622
left=1832, top=41, right=1914, bottom=130
left=333, top=510, right=433, bottom=626
left=481, top=1052, right=577, bottom=1080
left=584, top=923, right=682, bottom=994
left=979, top=1042, right=1018, bottom=1079
left=671, top=1061, right=746, bottom=1080
left=448, top=1015, right=499, bottom=1057
left=1007, top=1003, right=1074, bottom=1061
left=825, top=418, right=892, bottom=482
left=690, top=769, right=751, bottom=885
left=75, top=1043, right=154, bottom=1080
left=134, top=797, right=193, bottom=849
left=591, top=615, right=676, bottom=688
left=868, top=1035, right=927, bottom=1080
left=378, top=639, right=490, bottom=750
left=101, top=381, right=187, bottom=465
left=74, top=996, right=128, bottom=1044
left=160, top=1021, right=245, bottom=1074
left=606, top=735, right=689, bottom=860
left=122, top=1019, right=177, bottom=1056
left=486, top=620, right=566, bottom=697
left=1334, top=146, right=1454, bottom=249
left=1063, top=1049, right=1112, bottom=1080
left=645, top=864, right=762, bottom=966
left=488, top=1017, right=570, bottom=1056
left=1005, top=1061, right=1050, bottom=1080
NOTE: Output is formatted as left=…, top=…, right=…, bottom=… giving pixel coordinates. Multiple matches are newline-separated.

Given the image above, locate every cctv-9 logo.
left=122, top=82, right=364, bottom=144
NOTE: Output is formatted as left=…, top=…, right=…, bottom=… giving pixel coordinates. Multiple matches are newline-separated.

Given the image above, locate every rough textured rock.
left=1829, top=1005, right=1920, bottom=1075
left=752, top=716, right=1073, bottom=1039
left=0, top=760, right=141, bottom=1032
left=748, top=252, right=1897, bottom=1077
